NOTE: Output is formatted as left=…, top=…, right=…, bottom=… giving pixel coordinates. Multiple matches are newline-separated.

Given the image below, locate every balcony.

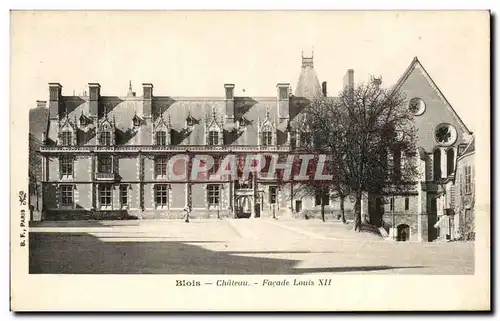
left=95, top=172, right=116, bottom=181
left=39, top=144, right=292, bottom=154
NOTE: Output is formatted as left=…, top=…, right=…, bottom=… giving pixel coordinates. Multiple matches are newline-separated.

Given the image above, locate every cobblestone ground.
left=29, top=218, right=474, bottom=274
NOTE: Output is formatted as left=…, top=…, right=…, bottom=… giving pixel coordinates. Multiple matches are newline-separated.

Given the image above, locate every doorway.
left=397, top=224, right=410, bottom=241
left=295, top=200, right=302, bottom=213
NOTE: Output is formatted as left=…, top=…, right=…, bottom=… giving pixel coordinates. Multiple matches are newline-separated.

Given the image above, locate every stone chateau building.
left=31, top=54, right=474, bottom=242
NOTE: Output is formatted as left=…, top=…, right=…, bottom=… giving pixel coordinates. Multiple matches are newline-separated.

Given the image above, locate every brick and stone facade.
left=32, top=54, right=474, bottom=242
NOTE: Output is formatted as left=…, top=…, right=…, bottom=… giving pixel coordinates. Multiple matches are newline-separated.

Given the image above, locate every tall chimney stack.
left=343, top=69, right=354, bottom=91
left=48, top=83, right=62, bottom=120
left=321, top=82, right=327, bottom=97
left=224, top=84, right=235, bottom=121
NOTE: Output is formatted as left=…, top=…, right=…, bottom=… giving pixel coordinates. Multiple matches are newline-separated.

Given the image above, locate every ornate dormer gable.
left=79, top=110, right=92, bottom=129
left=131, top=111, right=144, bottom=131
left=185, top=111, right=197, bottom=132
left=58, top=109, right=78, bottom=146
left=258, top=109, right=277, bottom=146
left=205, top=107, right=223, bottom=146
left=97, top=107, right=116, bottom=146
left=153, top=112, right=171, bottom=146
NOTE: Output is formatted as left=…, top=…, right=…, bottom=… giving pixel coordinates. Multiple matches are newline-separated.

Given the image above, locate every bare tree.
left=302, top=77, right=420, bottom=232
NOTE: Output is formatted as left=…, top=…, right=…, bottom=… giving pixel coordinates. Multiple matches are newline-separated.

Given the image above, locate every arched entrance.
left=397, top=224, right=410, bottom=242
left=235, top=195, right=253, bottom=218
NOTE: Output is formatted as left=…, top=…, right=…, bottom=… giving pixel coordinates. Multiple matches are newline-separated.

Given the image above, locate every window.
left=60, top=156, right=73, bottom=176
left=464, top=166, right=472, bottom=194
left=155, top=157, right=168, bottom=177
left=209, top=156, right=221, bottom=175
left=390, top=198, right=394, bottom=211
left=392, top=148, right=401, bottom=181
left=60, top=185, right=73, bottom=206
left=120, top=184, right=128, bottom=207
left=99, top=184, right=112, bottom=207
left=262, top=131, right=272, bottom=146
left=156, top=131, right=167, bottom=146
left=315, top=191, right=329, bottom=206
left=207, top=184, right=220, bottom=206
left=405, top=197, right=410, bottom=211
left=300, top=132, right=311, bottom=147
left=208, top=131, right=219, bottom=145
left=61, top=131, right=73, bottom=146
left=433, top=149, right=441, bottom=180
left=99, top=131, right=112, bottom=146
left=155, top=184, right=169, bottom=207
left=269, top=186, right=277, bottom=204
left=447, top=149, right=455, bottom=176
left=98, top=155, right=113, bottom=173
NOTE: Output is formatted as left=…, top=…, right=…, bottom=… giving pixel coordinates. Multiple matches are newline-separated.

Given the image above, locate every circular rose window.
left=409, top=98, right=426, bottom=116
left=434, top=123, right=457, bottom=146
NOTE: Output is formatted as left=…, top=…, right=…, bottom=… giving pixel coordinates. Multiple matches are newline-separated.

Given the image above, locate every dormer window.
left=99, top=131, right=112, bottom=146
left=156, top=131, right=167, bottom=146
left=61, top=131, right=73, bottom=146
left=186, top=115, right=196, bottom=128
left=262, top=129, right=272, bottom=146
left=79, top=114, right=90, bottom=127
left=205, top=108, right=223, bottom=146
left=208, top=131, right=219, bottom=146
left=132, top=114, right=142, bottom=128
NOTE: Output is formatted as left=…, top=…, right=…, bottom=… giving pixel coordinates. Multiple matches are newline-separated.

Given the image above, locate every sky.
left=11, top=11, right=489, bottom=132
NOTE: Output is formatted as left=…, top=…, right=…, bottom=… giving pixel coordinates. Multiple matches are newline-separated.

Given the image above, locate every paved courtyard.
left=29, top=218, right=474, bottom=274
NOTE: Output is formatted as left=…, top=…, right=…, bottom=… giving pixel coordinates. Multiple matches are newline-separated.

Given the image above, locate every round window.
left=409, top=98, right=426, bottom=116
left=434, top=123, right=457, bottom=146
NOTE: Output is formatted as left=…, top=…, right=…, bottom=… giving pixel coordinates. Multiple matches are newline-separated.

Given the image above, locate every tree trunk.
left=321, top=202, right=326, bottom=222
left=340, top=195, right=346, bottom=224
left=354, top=191, right=362, bottom=232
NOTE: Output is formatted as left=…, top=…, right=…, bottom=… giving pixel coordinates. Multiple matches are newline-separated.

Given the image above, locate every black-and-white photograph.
left=11, top=9, right=490, bottom=311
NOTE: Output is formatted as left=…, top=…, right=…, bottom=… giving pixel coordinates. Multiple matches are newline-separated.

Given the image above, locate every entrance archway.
left=397, top=224, right=410, bottom=242
left=235, top=195, right=253, bottom=218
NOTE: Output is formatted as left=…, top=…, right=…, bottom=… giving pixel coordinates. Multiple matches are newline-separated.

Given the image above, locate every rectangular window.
left=155, top=184, right=169, bottom=207
left=99, top=131, right=111, bottom=146
left=60, top=156, right=73, bottom=176
left=300, top=132, right=310, bottom=147
left=155, top=157, right=168, bottom=177
left=464, top=166, right=472, bottom=194
left=99, top=184, right=112, bottom=207
left=98, top=155, right=113, bottom=173
left=262, top=132, right=272, bottom=146
left=61, top=131, right=73, bottom=146
left=405, top=197, right=410, bottom=211
left=60, top=185, right=73, bottom=206
left=208, top=156, right=221, bottom=175
left=315, top=191, right=329, bottom=206
left=120, top=184, right=128, bottom=207
left=269, top=186, right=277, bottom=204
left=390, top=198, right=394, bottom=211
left=207, top=184, right=220, bottom=206
left=208, top=131, right=219, bottom=145
left=156, top=131, right=167, bottom=146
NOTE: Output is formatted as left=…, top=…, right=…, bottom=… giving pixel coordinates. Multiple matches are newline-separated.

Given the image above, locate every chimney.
left=321, top=82, right=327, bottom=97
left=343, top=69, right=354, bottom=91
left=142, top=83, right=153, bottom=118
left=224, top=84, right=235, bottom=120
left=36, top=100, right=47, bottom=108
left=88, top=83, right=101, bottom=117
left=277, top=83, right=290, bottom=120
left=48, top=83, right=62, bottom=119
